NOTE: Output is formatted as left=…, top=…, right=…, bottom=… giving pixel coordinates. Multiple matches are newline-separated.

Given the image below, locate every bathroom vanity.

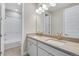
left=26, top=33, right=79, bottom=56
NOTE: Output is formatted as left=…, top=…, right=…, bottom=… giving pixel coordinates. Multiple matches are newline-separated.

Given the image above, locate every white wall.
left=51, top=9, right=64, bottom=35
left=22, top=3, right=36, bottom=55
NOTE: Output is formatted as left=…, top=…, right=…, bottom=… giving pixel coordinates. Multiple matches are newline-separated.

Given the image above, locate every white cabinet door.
left=38, top=47, right=51, bottom=56
left=27, top=38, right=37, bottom=56
left=38, top=42, right=69, bottom=56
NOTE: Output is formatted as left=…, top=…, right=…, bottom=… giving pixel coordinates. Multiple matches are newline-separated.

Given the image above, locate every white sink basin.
left=46, top=40, right=65, bottom=47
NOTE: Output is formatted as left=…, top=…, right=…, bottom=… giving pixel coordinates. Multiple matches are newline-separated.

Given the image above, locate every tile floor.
left=4, top=47, right=21, bottom=56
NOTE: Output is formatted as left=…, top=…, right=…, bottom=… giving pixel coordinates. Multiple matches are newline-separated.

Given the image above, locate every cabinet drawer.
left=28, top=38, right=37, bottom=45
left=38, top=42, right=70, bottom=56
left=28, top=43, right=37, bottom=56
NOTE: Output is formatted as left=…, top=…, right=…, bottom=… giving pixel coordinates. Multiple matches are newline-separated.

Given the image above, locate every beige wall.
left=22, top=3, right=36, bottom=55
left=51, top=9, right=64, bottom=35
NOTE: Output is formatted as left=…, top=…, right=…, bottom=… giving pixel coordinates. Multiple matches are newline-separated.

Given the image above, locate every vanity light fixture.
left=36, top=3, right=56, bottom=14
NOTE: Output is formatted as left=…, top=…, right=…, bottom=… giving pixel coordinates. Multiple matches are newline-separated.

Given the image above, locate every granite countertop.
left=27, top=33, right=79, bottom=56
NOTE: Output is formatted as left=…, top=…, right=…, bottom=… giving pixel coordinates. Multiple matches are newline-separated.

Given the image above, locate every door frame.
left=1, top=3, right=5, bottom=56
left=1, top=3, right=23, bottom=56
left=21, top=3, right=24, bottom=56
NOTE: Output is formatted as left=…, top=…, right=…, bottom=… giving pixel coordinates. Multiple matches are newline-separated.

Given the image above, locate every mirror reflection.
left=36, top=3, right=79, bottom=38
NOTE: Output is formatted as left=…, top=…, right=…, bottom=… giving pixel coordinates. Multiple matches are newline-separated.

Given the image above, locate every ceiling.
left=35, top=3, right=79, bottom=13
left=0, top=3, right=79, bottom=13
left=48, top=3, right=79, bottom=12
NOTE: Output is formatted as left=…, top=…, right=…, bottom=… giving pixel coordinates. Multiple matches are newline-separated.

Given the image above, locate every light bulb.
left=38, top=7, right=44, bottom=12
left=36, top=9, right=39, bottom=13
left=17, top=3, right=21, bottom=5
left=36, top=9, right=41, bottom=14
left=39, top=7, right=42, bottom=11
left=42, top=4, right=48, bottom=10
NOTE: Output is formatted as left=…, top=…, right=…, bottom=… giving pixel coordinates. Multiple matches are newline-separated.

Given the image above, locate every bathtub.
left=4, top=33, right=21, bottom=50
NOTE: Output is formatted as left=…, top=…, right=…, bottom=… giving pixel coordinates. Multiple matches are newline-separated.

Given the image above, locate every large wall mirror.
left=36, top=3, right=79, bottom=38
left=36, top=12, right=52, bottom=35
